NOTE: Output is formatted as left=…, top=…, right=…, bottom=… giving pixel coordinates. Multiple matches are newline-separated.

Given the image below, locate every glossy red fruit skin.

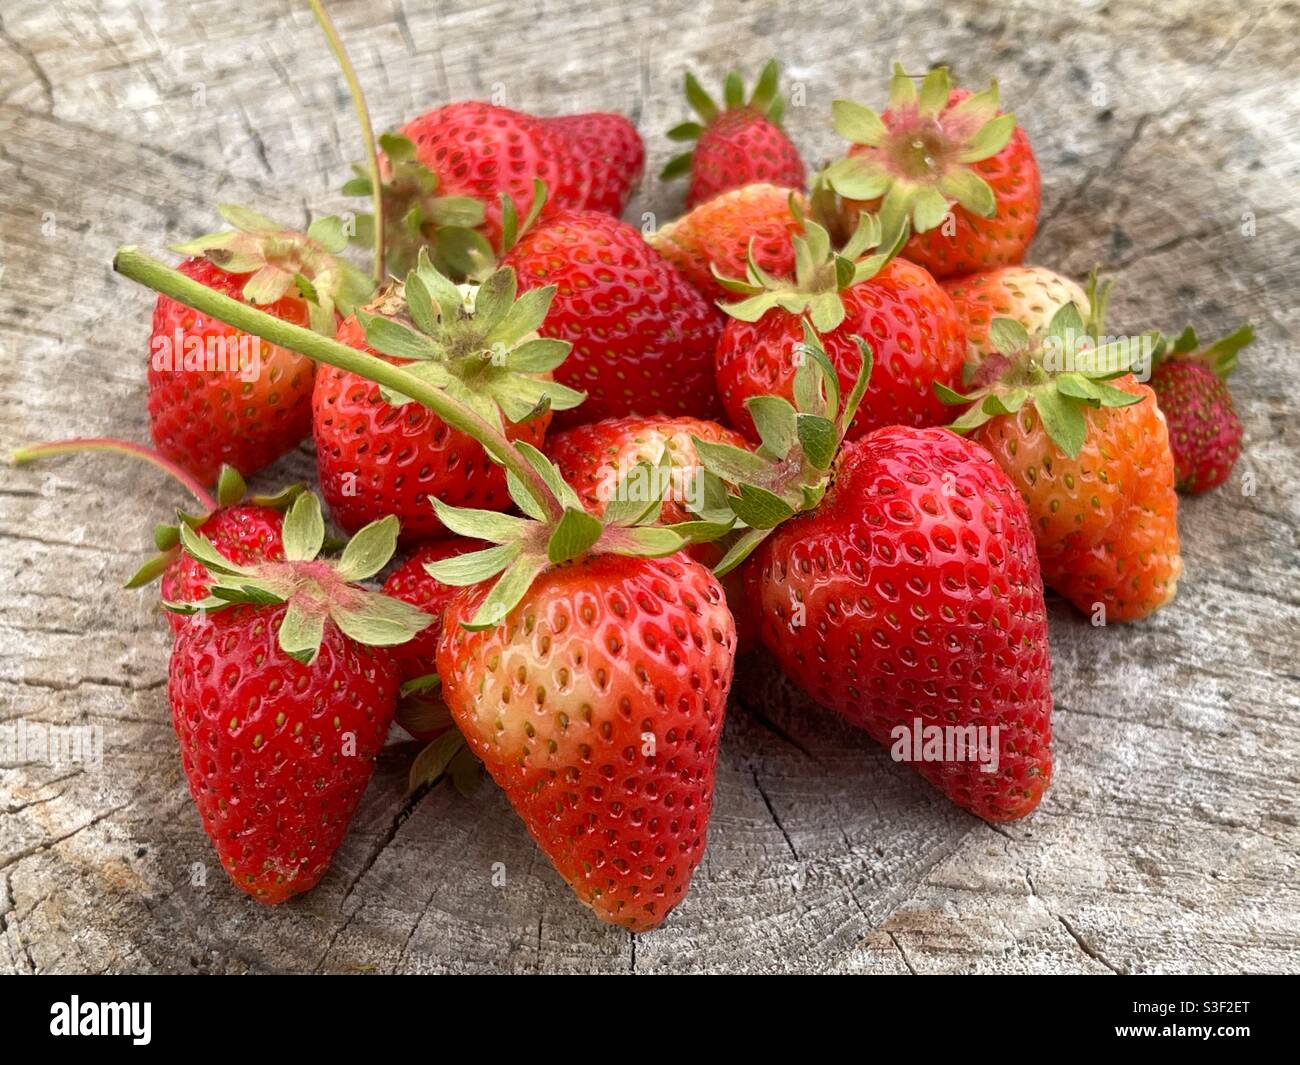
left=159, top=504, right=286, bottom=634
left=716, top=259, right=966, bottom=443
left=437, top=553, right=736, bottom=930
left=168, top=605, right=399, bottom=903
left=398, top=102, right=589, bottom=246
left=542, top=113, right=645, bottom=215
left=503, top=210, right=725, bottom=428
left=313, top=315, right=549, bottom=541
left=382, top=538, right=483, bottom=683
left=689, top=108, right=805, bottom=208
left=1150, top=360, right=1243, bottom=494
left=744, top=426, right=1053, bottom=822
left=148, top=258, right=316, bottom=485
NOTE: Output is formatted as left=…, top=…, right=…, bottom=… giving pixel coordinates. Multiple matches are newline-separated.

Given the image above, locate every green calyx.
left=424, top=444, right=733, bottom=631
left=716, top=199, right=908, bottom=332
left=1154, top=323, right=1253, bottom=379
left=165, top=492, right=431, bottom=664
left=171, top=204, right=375, bottom=335
left=126, top=465, right=306, bottom=589
left=358, top=248, right=584, bottom=431
left=344, top=136, right=546, bottom=280
left=825, top=63, right=1016, bottom=237
left=662, top=58, right=786, bottom=181
left=698, top=323, right=873, bottom=575
left=937, top=301, right=1152, bottom=459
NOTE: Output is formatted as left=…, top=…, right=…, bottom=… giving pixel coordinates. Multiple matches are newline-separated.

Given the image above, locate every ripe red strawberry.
left=351, top=103, right=642, bottom=277
left=943, top=265, right=1088, bottom=386
left=663, top=61, right=805, bottom=208
left=648, top=183, right=803, bottom=305
left=715, top=214, right=965, bottom=443
left=313, top=257, right=582, bottom=540
left=437, top=551, right=735, bottom=929
left=941, top=297, right=1182, bottom=621
left=743, top=425, right=1053, bottom=821
left=148, top=207, right=373, bottom=484
left=503, top=209, right=725, bottom=427
left=1149, top=325, right=1251, bottom=494
left=166, top=495, right=431, bottom=903
left=541, top=112, right=645, bottom=216
left=827, top=66, right=1040, bottom=279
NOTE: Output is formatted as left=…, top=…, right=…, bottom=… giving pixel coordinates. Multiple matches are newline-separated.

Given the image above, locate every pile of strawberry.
left=15, top=16, right=1252, bottom=934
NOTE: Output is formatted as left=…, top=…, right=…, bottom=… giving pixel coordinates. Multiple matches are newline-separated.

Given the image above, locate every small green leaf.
left=912, top=186, right=951, bottom=233
left=831, top=99, right=888, bottom=147
left=614, top=526, right=688, bottom=557
left=281, top=493, right=325, bottom=562
left=215, top=466, right=246, bottom=507
left=712, top=527, right=773, bottom=577
left=660, top=151, right=695, bottom=180
left=693, top=436, right=772, bottom=485
left=330, top=589, right=435, bottom=647
left=379, top=132, right=417, bottom=162
left=989, top=317, right=1031, bottom=355
left=746, top=394, right=798, bottom=458
left=749, top=59, right=780, bottom=114
left=465, top=553, right=549, bottom=631
left=547, top=507, right=604, bottom=564
left=917, top=66, right=951, bottom=116
left=426, top=542, right=519, bottom=586
left=488, top=286, right=554, bottom=347
left=797, top=414, right=837, bottom=470
left=684, top=71, right=720, bottom=123
left=278, top=600, right=326, bottom=664
left=409, top=731, right=466, bottom=793
left=723, top=70, right=744, bottom=109
left=430, top=498, right=531, bottom=544
left=730, top=484, right=795, bottom=530
left=124, top=552, right=172, bottom=589
left=401, top=673, right=442, bottom=698
left=179, top=523, right=252, bottom=577
left=507, top=338, right=570, bottom=373
left=937, top=169, right=996, bottom=217
left=1033, top=388, right=1087, bottom=459
left=473, top=267, right=518, bottom=332
left=306, top=215, right=348, bottom=253
left=888, top=62, right=917, bottom=109
left=336, top=515, right=400, bottom=581
left=361, top=313, right=440, bottom=361
left=959, top=113, right=1016, bottom=163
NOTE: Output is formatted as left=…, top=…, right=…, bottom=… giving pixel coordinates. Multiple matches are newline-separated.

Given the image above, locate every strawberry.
left=693, top=333, right=1053, bottom=821
left=312, top=254, right=582, bottom=541
left=715, top=212, right=965, bottom=443
left=416, top=437, right=735, bottom=929
left=663, top=60, right=805, bottom=208
left=438, top=552, right=735, bottom=929
left=648, top=183, right=803, bottom=305
left=540, top=112, right=645, bottom=216
left=502, top=209, right=725, bottom=427
left=942, top=265, right=1089, bottom=386
left=148, top=207, right=373, bottom=484
left=826, top=66, right=1040, bottom=279
left=347, top=104, right=642, bottom=277
left=165, top=494, right=431, bottom=903
left=939, top=292, right=1182, bottom=621
left=1149, top=324, right=1252, bottom=494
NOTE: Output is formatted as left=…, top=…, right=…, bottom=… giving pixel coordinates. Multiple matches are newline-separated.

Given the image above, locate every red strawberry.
left=941, top=295, right=1182, bottom=622
left=438, top=552, right=735, bottom=929
left=541, top=112, right=645, bottom=216
left=715, top=214, right=965, bottom=443
left=503, top=209, right=725, bottom=427
left=942, top=265, right=1088, bottom=385
left=1149, top=325, right=1251, bottom=494
left=743, top=425, right=1053, bottom=821
left=663, top=60, right=805, bottom=208
left=313, top=258, right=582, bottom=540
left=148, top=207, right=373, bottom=484
left=827, top=66, right=1040, bottom=279
left=166, top=495, right=431, bottom=903
left=648, top=183, right=803, bottom=305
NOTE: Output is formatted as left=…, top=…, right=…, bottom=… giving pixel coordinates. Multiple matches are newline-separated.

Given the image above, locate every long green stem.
left=11, top=437, right=217, bottom=511
left=113, top=246, right=563, bottom=521
left=308, top=0, right=385, bottom=284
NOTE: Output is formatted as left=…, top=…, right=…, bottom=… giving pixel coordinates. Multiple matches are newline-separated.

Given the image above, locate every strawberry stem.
left=11, top=436, right=218, bottom=511
left=112, top=246, right=564, bottom=521
left=308, top=0, right=385, bottom=285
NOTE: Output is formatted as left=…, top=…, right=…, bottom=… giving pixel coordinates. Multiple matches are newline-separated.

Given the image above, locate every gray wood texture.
left=1, top=0, right=1297, bottom=974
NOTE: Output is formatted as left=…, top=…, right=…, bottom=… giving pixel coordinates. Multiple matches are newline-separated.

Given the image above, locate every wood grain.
left=1, top=0, right=1297, bottom=974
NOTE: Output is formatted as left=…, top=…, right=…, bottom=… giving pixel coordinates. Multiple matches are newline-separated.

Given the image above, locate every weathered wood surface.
left=1, top=0, right=1298, bottom=974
